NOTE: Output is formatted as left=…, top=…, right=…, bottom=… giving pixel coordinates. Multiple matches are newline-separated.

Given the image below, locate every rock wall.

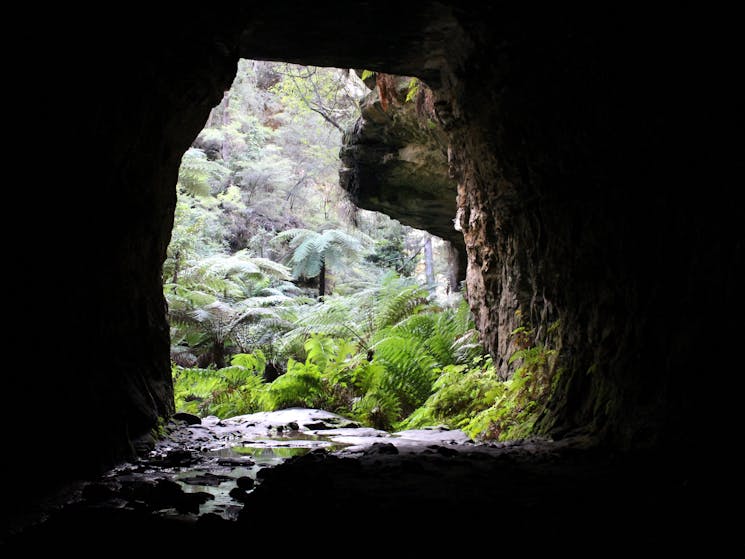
left=444, top=6, right=740, bottom=445
left=9, top=17, right=243, bottom=503
left=339, top=74, right=466, bottom=285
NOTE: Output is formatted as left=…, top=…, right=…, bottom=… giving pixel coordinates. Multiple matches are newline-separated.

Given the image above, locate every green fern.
left=261, top=358, right=326, bottom=410
left=374, top=284, right=431, bottom=330
left=464, top=342, right=560, bottom=441
left=166, top=259, right=299, bottom=367
left=172, top=359, right=265, bottom=418
left=171, top=267, right=502, bottom=435
left=180, top=252, right=290, bottom=294
left=399, top=405, right=438, bottom=430
left=303, top=334, right=337, bottom=372
left=401, top=360, right=502, bottom=431
left=273, top=227, right=364, bottom=296
left=278, top=295, right=368, bottom=361
left=372, top=334, right=438, bottom=415
left=353, top=388, right=401, bottom=431
left=231, top=351, right=267, bottom=373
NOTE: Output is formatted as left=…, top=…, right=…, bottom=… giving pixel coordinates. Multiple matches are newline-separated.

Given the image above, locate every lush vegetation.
left=166, top=61, right=560, bottom=441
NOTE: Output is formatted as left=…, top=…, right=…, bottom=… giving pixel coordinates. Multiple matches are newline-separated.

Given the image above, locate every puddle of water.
left=265, top=432, right=321, bottom=441
left=231, top=446, right=311, bottom=460
left=173, top=465, right=254, bottom=519
left=159, top=435, right=352, bottom=521
left=227, top=442, right=351, bottom=462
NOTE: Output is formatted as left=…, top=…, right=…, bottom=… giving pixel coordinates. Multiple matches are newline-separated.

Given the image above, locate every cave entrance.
left=166, top=59, right=474, bottom=437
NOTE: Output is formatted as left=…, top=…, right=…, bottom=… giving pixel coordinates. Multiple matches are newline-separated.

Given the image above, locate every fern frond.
left=192, top=301, right=234, bottom=323
left=237, top=294, right=294, bottom=308
left=272, top=228, right=307, bottom=244
left=260, top=358, right=326, bottom=410
left=164, top=285, right=217, bottom=309
left=352, top=388, right=401, bottom=431
left=374, top=283, right=431, bottom=330
left=199, top=254, right=261, bottom=277
left=172, top=363, right=266, bottom=418
left=372, top=334, right=438, bottom=413
left=233, top=251, right=291, bottom=279
left=291, top=238, right=323, bottom=278
left=320, top=229, right=362, bottom=251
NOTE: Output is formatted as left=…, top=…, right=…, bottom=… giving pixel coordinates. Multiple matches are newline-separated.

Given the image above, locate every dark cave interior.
left=4, top=3, right=742, bottom=549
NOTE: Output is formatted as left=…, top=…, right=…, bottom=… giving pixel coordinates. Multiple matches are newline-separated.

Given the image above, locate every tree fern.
left=236, top=252, right=293, bottom=281
left=168, top=292, right=294, bottom=368
left=164, top=284, right=217, bottom=313
left=181, top=252, right=290, bottom=295
left=278, top=296, right=366, bottom=361
left=278, top=273, right=428, bottom=357
left=273, top=227, right=364, bottom=296
left=166, top=254, right=297, bottom=367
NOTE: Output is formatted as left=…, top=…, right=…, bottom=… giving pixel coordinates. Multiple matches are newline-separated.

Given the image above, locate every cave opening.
left=166, top=59, right=473, bottom=432
left=5, top=5, right=737, bottom=549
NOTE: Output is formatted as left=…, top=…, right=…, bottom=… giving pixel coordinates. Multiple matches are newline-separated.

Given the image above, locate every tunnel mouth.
left=95, top=57, right=590, bottom=527
left=2, top=57, right=556, bottom=544
left=3, top=59, right=572, bottom=540
left=164, top=58, right=560, bottom=455
left=8, top=7, right=732, bottom=546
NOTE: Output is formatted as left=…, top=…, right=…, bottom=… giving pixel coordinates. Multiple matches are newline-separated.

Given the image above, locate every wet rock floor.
left=1, top=409, right=726, bottom=552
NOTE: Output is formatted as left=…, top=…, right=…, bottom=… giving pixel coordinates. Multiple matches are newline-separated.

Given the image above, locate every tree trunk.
left=212, top=340, right=226, bottom=369
left=318, top=262, right=326, bottom=298
left=424, top=236, right=435, bottom=292
left=172, top=250, right=181, bottom=284
left=219, top=101, right=230, bottom=160
left=443, top=241, right=462, bottom=293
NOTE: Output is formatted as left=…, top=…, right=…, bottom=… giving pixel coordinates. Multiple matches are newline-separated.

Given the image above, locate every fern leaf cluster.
left=260, top=358, right=325, bottom=410
left=170, top=267, right=560, bottom=444
left=465, top=342, right=559, bottom=441
left=173, top=353, right=266, bottom=417
left=399, top=320, right=563, bottom=442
